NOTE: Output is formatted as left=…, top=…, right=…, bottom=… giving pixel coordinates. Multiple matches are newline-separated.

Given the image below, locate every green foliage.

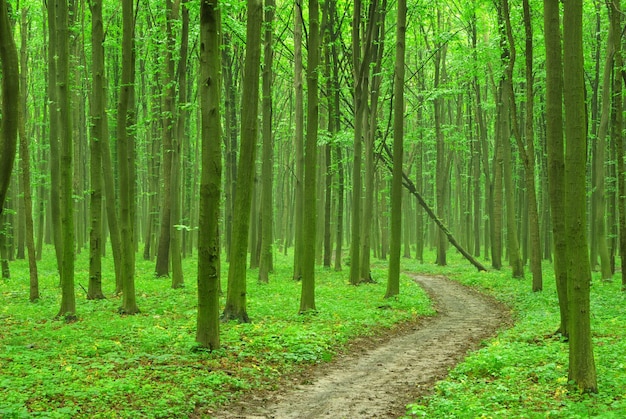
left=0, top=247, right=432, bottom=417
left=401, top=253, right=626, bottom=419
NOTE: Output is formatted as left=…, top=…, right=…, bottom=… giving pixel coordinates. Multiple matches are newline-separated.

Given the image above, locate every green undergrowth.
left=0, top=247, right=433, bottom=418
left=402, top=252, right=626, bottom=419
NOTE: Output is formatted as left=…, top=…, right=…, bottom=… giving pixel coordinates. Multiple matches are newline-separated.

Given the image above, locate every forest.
left=1, top=0, right=626, bottom=417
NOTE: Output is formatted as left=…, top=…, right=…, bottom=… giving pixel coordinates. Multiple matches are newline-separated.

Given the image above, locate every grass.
left=401, top=252, right=626, bottom=419
left=2, top=246, right=625, bottom=418
left=0, top=246, right=433, bottom=418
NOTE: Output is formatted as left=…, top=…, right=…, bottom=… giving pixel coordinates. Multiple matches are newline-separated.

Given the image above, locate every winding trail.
left=216, top=274, right=511, bottom=419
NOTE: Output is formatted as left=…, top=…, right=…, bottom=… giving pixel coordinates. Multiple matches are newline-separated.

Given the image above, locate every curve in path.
left=216, top=274, right=510, bottom=419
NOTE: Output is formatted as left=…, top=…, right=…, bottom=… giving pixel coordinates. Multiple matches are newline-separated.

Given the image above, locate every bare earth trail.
left=215, top=274, right=511, bottom=419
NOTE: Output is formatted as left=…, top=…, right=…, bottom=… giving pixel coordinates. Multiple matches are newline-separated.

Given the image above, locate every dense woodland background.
left=0, top=0, right=623, bottom=401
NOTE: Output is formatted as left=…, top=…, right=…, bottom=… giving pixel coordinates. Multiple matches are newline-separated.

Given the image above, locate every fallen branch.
left=381, top=144, right=488, bottom=272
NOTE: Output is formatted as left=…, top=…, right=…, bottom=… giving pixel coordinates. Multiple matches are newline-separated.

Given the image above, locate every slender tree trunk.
left=259, top=0, right=275, bottom=283
left=88, top=0, right=106, bottom=300
left=300, top=0, right=320, bottom=313
left=196, top=0, right=221, bottom=350
left=155, top=0, right=178, bottom=278
left=563, top=0, right=597, bottom=393
left=544, top=0, right=569, bottom=337
left=328, top=0, right=343, bottom=272
left=521, top=0, right=542, bottom=289
left=0, top=0, right=18, bottom=216
left=499, top=0, right=523, bottom=278
left=386, top=0, right=406, bottom=299
left=16, top=8, right=39, bottom=301
left=434, top=11, right=447, bottom=266
left=591, top=19, right=614, bottom=281
left=118, top=0, right=139, bottom=315
left=611, top=0, right=626, bottom=290
left=223, top=0, right=263, bottom=323
left=350, top=0, right=364, bottom=285
left=171, top=0, right=189, bottom=289
left=292, top=1, right=304, bottom=280
left=56, top=0, right=76, bottom=320
left=45, top=0, right=63, bottom=273
left=222, top=34, right=238, bottom=261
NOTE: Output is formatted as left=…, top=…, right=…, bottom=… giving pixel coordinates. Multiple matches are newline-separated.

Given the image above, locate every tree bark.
left=611, top=0, right=626, bottom=290
left=259, top=0, right=275, bottom=283
left=155, top=0, right=178, bottom=278
left=591, top=17, right=614, bottom=281
left=88, top=0, right=106, bottom=300
left=0, top=0, right=18, bottom=216
left=300, top=0, right=320, bottom=313
left=171, top=0, right=190, bottom=289
left=56, top=0, right=77, bottom=320
left=196, top=0, right=222, bottom=350
left=118, top=0, right=139, bottom=315
left=223, top=0, right=263, bottom=323
left=292, top=1, right=304, bottom=281
left=521, top=0, right=542, bottom=289
left=563, top=0, right=598, bottom=393
left=386, top=0, right=406, bottom=299
left=544, top=0, right=569, bottom=337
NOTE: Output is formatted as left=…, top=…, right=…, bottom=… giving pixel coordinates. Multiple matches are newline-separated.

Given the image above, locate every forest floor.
left=214, top=274, right=512, bottom=419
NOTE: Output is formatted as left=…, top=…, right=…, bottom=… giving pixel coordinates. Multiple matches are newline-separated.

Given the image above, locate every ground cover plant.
left=0, top=247, right=433, bottom=418
left=403, top=253, right=626, bottom=419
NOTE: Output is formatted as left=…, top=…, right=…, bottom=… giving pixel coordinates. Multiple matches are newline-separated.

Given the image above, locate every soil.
left=213, top=274, right=512, bottom=419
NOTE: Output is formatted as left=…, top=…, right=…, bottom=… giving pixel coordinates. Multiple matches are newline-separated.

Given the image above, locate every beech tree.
left=56, top=0, right=76, bottom=320
left=117, top=0, right=140, bottom=315
left=223, top=0, right=263, bottom=323
left=562, top=0, right=597, bottom=393
left=196, top=0, right=221, bottom=350
left=386, top=0, right=406, bottom=299
left=0, top=0, right=18, bottom=218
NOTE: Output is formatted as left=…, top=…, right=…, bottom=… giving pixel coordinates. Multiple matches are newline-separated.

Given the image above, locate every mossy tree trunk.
left=299, top=0, right=320, bottom=313
left=386, top=0, right=406, bottom=299
left=259, top=0, right=275, bottom=284
left=292, top=1, right=304, bottom=281
left=56, top=0, right=76, bottom=320
left=196, top=0, right=222, bottom=350
left=88, top=0, right=106, bottom=300
left=544, top=0, right=569, bottom=337
left=562, top=0, right=597, bottom=393
left=118, top=0, right=139, bottom=315
left=223, top=0, right=263, bottom=323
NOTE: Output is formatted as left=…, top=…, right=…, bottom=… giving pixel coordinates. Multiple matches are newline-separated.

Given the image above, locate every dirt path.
left=215, top=274, right=511, bottom=419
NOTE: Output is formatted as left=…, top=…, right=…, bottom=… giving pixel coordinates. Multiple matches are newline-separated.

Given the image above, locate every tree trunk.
left=591, top=18, right=614, bottom=281
left=0, top=0, right=18, bottom=216
left=544, top=0, right=569, bottom=337
left=562, top=0, right=597, bottom=393
left=386, top=0, right=406, bottom=299
left=259, top=0, right=275, bottom=283
left=88, top=0, right=106, bottom=300
left=349, top=0, right=364, bottom=285
left=56, top=0, right=77, bottom=320
left=223, top=0, right=263, bottom=323
left=292, top=1, right=304, bottom=280
left=45, top=0, right=63, bottom=273
left=520, top=0, right=542, bottom=289
left=155, top=0, right=178, bottom=278
left=16, top=7, right=39, bottom=301
left=300, top=0, right=320, bottom=313
left=171, top=0, right=189, bottom=289
left=118, top=0, right=139, bottom=315
left=196, top=0, right=221, bottom=350
left=612, top=0, right=626, bottom=290
left=434, top=10, right=447, bottom=266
